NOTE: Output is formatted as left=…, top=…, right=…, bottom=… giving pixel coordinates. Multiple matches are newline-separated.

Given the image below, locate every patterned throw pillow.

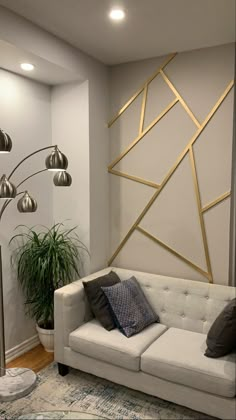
left=101, top=276, right=159, bottom=337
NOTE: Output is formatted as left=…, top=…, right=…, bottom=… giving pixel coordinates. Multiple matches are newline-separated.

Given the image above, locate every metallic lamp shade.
left=0, top=129, right=12, bottom=153
left=17, top=192, right=37, bottom=213
left=0, top=175, right=16, bottom=199
left=45, top=146, right=68, bottom=171
left=53, top=171, right=72, bottom=186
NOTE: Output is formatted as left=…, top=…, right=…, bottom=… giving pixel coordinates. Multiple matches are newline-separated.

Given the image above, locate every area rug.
left=0, top=363, right=214, bottom=420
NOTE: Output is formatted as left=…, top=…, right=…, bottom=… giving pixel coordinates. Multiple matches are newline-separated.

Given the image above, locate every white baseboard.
left=6, top=334, right=40, bottom=364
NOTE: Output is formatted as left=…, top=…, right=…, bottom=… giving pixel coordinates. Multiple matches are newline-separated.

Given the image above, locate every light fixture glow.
left=109, top=8, right=125, bottom=21
left=20, top=63, right=35, bottom=72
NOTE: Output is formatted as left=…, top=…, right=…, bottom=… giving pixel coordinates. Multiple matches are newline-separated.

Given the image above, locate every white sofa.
left=54, top=267, right=236, bottom=419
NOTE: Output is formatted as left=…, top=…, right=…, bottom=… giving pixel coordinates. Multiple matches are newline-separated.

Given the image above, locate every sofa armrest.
left=54, top=268, right=111, bottom=362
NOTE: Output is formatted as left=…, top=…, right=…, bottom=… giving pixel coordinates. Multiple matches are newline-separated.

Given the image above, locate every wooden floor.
left=7, top=344, right=54, bottom=373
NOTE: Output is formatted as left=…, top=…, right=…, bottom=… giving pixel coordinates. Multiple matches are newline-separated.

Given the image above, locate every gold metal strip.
left=108, top=97, right=179, bottom=170
left=108, top=188, right=164, bottom=266
left=145, top=53, right=177, bottom=84
left=108, top=226, right=136, bottom=266
left=108, top=168, right=160, bottom=189
left=108, top=81, right=234, bottom=267
left=108, top=88, right=144, bottom=128
left=136, top=226, right=211, bottom=281
left=139, top=84, right=148, bottom=134
left=201, top=80, right=234, bottom=127
left=202, top=191, right=231, bottom=213
left=160, top=69, right=201, bottom=128
left=156, top=80, right=235, bottom=189
left=108, top=53, right=177, bottom=128
left=189, top=146, right=213, bottom=283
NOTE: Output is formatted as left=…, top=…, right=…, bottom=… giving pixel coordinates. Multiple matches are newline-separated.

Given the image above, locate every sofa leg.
left=58, top=363, right=69, bottom=376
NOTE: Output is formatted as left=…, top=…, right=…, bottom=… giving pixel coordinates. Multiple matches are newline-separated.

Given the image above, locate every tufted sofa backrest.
left=112, top=267, right=235, bottom=334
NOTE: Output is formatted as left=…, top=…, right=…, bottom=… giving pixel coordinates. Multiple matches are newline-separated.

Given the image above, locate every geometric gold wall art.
left=108, top=53, right=235, bottom=283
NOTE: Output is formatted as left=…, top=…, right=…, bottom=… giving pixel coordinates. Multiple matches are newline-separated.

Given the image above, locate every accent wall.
left=108, top=43, right=235, bottom=285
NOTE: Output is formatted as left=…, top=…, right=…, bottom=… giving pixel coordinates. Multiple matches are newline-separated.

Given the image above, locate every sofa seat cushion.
left=69, top=319, right=167, bottom=371
left=141, top=327, right=236, bottom=397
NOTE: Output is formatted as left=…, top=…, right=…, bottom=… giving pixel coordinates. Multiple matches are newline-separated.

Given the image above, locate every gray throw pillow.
left=205, top=298, right=236, bottom=358
left=101, top=276, right=159, bottom=337
left=83, top=271, right=121, bottom=331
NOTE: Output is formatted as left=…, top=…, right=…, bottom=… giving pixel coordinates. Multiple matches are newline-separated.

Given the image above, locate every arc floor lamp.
left=0, top=128, right=72, bottom=401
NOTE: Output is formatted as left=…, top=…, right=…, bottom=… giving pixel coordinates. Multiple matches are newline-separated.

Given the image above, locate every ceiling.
left=0, top=0, right=235, bottom=65
left=0, top=40, right=80, bottom=85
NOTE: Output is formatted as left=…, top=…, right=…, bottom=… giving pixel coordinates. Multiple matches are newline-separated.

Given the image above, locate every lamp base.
left=0, top=368, right=37, bottom=402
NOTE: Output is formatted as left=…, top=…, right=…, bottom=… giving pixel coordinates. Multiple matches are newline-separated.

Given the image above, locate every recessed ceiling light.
left=109, top=8, right=125, bottom=21
left=20, top=63, right=35, bottom=71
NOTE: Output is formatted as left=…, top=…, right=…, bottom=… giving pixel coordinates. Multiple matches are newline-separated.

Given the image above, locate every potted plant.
left=10, top=223, right=88, bottom=352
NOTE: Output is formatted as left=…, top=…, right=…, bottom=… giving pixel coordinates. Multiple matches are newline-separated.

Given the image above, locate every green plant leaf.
left=10, top=222, right=88, bottom=327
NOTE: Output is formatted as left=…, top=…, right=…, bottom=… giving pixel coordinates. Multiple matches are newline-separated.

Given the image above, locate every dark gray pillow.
left=101, top=276, right=159, bottom=337
left=83, top=271, right=120, bottom=331
left=205, top=298, right=236, bottom=358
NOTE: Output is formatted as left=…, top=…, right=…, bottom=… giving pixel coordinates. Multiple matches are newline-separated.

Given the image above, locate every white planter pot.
left=36, top=324, right=54, bottom=352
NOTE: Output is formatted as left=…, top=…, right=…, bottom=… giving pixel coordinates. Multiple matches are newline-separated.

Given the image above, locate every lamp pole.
left=229, top=42, right=236, bottom=287
left=0, top=129, right=72, bottom=400
left=0, top=246, right=5, bottom=376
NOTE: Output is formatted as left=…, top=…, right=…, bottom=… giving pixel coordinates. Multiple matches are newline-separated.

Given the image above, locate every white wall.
left=0, top=6, right=110, bottom=354
left=89, top=74, right=110, bottom=272
left=0, top=5, right=110, bottom=271
left=51, top=78, right=110, bottom=275
left=0, top=69, right=52, bottom=351
left=51, top=81, right=90, bottom=275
